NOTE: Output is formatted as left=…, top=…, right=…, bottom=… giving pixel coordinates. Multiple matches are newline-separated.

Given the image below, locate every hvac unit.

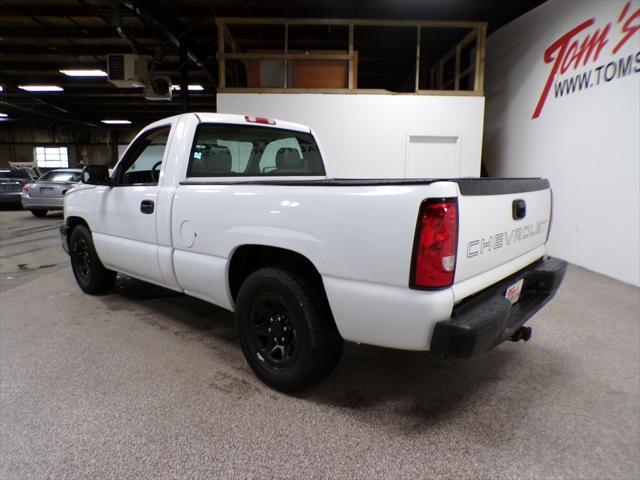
left=144, top=76, right=173, bottom=101
left=107, top=54, right=149, bottom=88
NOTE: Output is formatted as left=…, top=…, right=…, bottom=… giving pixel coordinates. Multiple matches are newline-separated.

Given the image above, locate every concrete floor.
left=1, top=209, right=639, bottom=479
left=0, top=208, right=67, bottom=292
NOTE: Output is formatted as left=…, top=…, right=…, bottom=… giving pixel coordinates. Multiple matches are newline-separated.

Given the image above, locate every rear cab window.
left=187, top=124, right=325, bottom=178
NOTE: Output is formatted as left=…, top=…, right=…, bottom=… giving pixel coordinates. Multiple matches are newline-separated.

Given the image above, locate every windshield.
left=39, top=170, right=81, bottom=182
left=0, top=169, right=31, bottom=179
left=187, top=124, right=325, bottom=177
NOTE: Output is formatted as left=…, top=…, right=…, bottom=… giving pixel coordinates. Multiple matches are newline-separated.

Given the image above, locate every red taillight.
left=245, top=115, right=275, bottom=125
left=411, top=199, right=458, bottom=289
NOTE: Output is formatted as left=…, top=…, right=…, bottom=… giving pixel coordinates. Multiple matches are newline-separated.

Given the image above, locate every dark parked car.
left=0, top=169, right=36, bottom=206
left=21, top=169, right=82, bottom=217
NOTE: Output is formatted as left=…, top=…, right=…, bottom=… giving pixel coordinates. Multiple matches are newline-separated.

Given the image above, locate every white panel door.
left=405, top=135, right=460, bottom=178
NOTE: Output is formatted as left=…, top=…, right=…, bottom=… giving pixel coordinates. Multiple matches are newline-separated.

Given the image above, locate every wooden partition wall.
left=216, top=18, right=487, bottom=96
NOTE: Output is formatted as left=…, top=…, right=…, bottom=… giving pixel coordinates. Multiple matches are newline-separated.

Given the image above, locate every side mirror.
left=82, top=165, right=112, bottom=186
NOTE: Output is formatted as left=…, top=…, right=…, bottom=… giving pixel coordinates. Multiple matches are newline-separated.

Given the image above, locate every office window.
left=34, top=147, right=69, bottom=168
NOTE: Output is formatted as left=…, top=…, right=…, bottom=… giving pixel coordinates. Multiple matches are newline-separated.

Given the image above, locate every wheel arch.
left=228, top=244, right=333, bottom=316
left=64, top=216, right=90, bottom=249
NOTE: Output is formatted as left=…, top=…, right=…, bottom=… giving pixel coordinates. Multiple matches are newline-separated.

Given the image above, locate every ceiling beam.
left=0, top=99, right=101, bottom=128
left=0, top=45, right=156, bottom=56
left=0, top=5, right=125, bottom=17
left=0, top=27, right=214, bottom=40
left=0, top=72, right=100, bottom=127
left=0, top=27, right=115, bottom=38
left=0, top=89, right=216, bottom=97
left=79, top=0, right=142, bottom=55
left=117, top=0, right=218, bottom=87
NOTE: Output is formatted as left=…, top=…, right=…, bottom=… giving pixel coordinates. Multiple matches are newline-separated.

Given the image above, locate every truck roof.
left=194, top=112, right=311, bottom=133
left=138, top=113, right=312, bottom=138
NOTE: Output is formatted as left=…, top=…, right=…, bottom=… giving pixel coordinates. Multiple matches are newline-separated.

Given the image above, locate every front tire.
left=30, top=209, right=47, bottom=217
left=69, top=225, right=116, bottom=294
left=235, top=267, right=343, bottom=392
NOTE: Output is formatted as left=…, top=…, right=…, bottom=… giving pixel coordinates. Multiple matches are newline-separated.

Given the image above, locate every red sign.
left=532, top=1, right=640, bottom=119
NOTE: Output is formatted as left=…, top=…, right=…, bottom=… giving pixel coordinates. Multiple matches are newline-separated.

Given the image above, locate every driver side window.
left=117, top=126, right=171, bottom=186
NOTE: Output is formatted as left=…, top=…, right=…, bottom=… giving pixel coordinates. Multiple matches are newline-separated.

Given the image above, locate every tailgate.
left=453, top=178, right=551, bottom=300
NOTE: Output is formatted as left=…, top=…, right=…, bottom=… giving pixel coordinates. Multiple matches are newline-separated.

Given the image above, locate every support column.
left=110, top=130, right=119, bottom=167
left=180, top=46, right=190, bottom=113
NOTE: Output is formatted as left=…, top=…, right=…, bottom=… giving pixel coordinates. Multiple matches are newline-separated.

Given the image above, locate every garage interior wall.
left=218, top=93, right=485, bottom=178
left=483, top=0, right=640, bottom=286
left=0, top=124, right=137, bottom=168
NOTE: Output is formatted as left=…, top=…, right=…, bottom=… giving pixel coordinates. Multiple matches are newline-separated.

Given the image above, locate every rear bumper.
left=429, top=256, right=567, bottom=358
left=21, top=194, right=64, bottom=210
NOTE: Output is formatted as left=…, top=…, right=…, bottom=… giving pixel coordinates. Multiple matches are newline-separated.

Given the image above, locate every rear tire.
left=69, top=225, right=116, bottom=294
left=30, top=209, right=47, bottom=217
left=235, top=267, right=343, bottom=392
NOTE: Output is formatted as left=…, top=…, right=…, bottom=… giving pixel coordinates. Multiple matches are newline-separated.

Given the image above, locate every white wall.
left=484, top=0, right=640, bottom=286
left=218, top=93, right=485, bottom=178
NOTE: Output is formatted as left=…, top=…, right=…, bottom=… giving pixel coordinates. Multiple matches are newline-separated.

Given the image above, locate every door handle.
left=140, top=200, right=155, bottom=214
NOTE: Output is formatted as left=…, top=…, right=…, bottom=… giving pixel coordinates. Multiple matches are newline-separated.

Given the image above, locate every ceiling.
left=0, top=0, right=547, bottom=128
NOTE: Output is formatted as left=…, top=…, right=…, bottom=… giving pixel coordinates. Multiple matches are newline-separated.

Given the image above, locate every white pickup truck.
left=61, top=113, right=567, bottom=391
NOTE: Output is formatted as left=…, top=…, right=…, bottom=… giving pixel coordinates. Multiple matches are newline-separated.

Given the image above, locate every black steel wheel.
left=248, top=292, right=301, bottom=371
left=73, top=236, right=92, bottom=282
left=69, top=225, right=117, bottom=294
left=236, top=267, right=343, bottom=392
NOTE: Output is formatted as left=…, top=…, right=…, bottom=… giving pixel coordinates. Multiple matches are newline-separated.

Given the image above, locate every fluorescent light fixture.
left=60, top=69, right=108, bottom=77
left=101, top=120, right=131, bottom=125
left=0, top=113, right=7, bottom=118
left=19, top=85, right=63, bottom=92
left=171, top=84, right=204, bottom=91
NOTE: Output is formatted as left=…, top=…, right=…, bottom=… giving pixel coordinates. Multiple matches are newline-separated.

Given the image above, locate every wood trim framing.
left=218, top=87, right=483, bottom=96
left=215, top=17, right=487, bottom=95
left=217, top=17, right=486, bottom=29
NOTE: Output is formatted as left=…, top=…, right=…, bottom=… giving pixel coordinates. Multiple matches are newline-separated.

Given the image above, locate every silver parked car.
left=21, top=169, right=82, bottom=217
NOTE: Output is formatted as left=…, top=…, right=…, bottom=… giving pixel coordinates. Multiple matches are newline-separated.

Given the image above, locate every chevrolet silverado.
left=60, top=113, right=567, bottom=391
